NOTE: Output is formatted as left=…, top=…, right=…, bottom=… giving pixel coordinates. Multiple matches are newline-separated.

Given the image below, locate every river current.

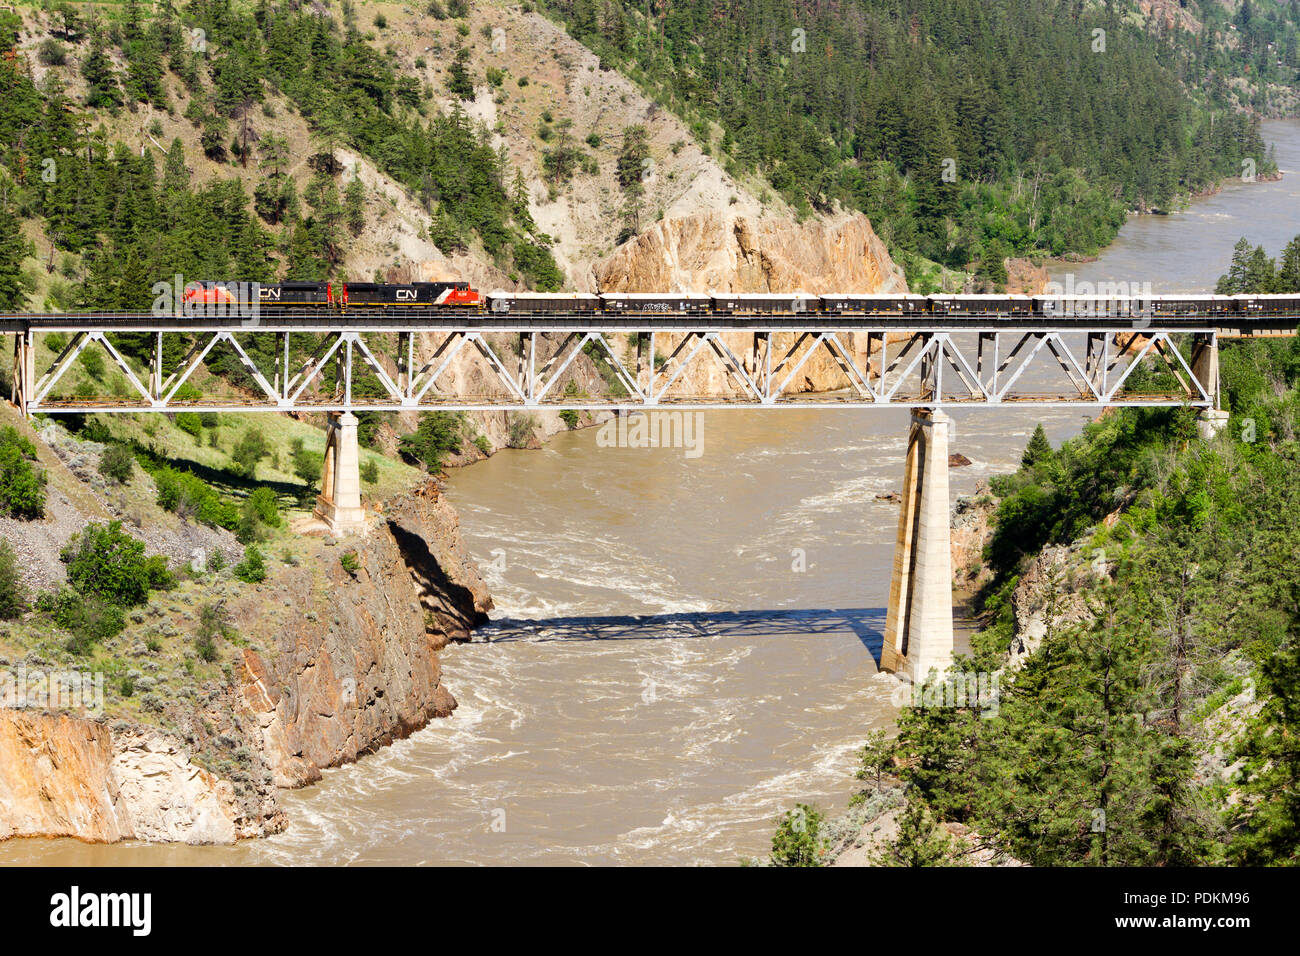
left=6, top=120, right=1300, bottom=867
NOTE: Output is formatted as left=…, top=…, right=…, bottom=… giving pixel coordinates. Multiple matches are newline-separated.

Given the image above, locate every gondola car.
left=938, top=294, right=1032, bottom=315
left=485, top=292, right=600, bottom=313
left=819, top=294, right=926, bottom=314
left=1233, top=293, right=1300, bottom=314
left=603, top=292, right=712, bottom=314
left=1149, top=294, right=1222, bottom=316
left=709, top=292, right=817, bottom=314
left=342, top=281, right=480, bottom=308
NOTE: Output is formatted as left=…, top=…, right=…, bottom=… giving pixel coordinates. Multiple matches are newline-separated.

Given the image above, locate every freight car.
left=602, top=292, right=712, bottom=314
left=486, top=292, right=600, bottom=313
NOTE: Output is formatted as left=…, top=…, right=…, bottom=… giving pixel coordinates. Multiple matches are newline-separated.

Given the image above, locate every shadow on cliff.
left=478, top=607, right=886, bottom=665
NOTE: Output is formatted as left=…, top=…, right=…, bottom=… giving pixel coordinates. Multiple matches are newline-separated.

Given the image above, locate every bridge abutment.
left=881, top=408, right=955, bottom=682
left=313, top=411, right=367, bottom=534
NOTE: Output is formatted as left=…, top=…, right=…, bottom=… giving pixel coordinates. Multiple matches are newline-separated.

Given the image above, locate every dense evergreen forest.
left=541, top=0, right=1278, bottom=285
left=0, top=0, right=562, bottom=314
left=771, top=238, right=1300, bottom=867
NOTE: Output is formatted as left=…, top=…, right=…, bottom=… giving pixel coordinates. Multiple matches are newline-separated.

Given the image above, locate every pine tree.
left=0, top=204, right=30, bottom=310
left=1021, top=424, right=1054, bottom=469
left=1230, top=645, right=1300, bottom=865
left=344, top=174, right=366, bottom=236
left=871, top=798, right=958, bottom=867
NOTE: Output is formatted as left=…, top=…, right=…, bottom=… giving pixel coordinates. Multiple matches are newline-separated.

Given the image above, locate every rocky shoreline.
left=1, top=445, right=491, bottom=845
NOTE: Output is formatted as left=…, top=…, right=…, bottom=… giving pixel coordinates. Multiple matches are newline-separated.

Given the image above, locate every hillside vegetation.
left=539, top=0, right=1279, bottom=286
left=770, top=237, right=1300, bottom=867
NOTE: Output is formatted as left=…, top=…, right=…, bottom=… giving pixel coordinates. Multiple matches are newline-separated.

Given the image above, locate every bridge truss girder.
left=11, top=326, right=1219, bottom=413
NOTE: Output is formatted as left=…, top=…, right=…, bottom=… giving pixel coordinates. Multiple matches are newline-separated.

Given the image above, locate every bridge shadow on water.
left=477, top=607, right=887, bottom=665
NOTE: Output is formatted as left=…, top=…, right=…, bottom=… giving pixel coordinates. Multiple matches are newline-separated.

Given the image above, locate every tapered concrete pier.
left=313, top=411, right=367, bottom=533
left=881, top=408, right=955, bottom=682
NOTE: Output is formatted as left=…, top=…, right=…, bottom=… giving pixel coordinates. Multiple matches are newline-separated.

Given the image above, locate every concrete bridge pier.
left=1190, top=333, right=1229, bottom=438
left=880, top=408, right=955, bottom=682
left=313, top=411, right=367, bottom=534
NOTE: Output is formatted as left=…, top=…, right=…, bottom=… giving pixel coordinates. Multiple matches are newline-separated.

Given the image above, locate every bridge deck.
left=1, top=309, right=1296, bottom=334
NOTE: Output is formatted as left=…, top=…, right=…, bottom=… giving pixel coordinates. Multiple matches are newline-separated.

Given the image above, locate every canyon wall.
left=592, top=211, right=909, bottom=397
left=593, top=211, right=907, bottom=295
left=0, top=478, right=490, bottom=845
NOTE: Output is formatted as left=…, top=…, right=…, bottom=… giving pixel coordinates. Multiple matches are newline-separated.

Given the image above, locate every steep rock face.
left=594, top=211, right=906, bottom=294
left=951, top=485, right=998, bottom=592
left=236, top=478, right=491, bottom=788
left=0, top=480, right=491, bottom=843
left=0, top=711, right=265, bottom=845
left=592, top=211, right=907, bottom=397
left=0, top=711, right=131, bottom=843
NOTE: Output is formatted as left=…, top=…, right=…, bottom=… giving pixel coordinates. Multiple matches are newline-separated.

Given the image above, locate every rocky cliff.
left=237, top=479, right=490, bottom=788
left=587, top=211, right=908, bottom=398
left=0, top=475, right=490, bottom=845
left=594, top=211, right=906, bottom=295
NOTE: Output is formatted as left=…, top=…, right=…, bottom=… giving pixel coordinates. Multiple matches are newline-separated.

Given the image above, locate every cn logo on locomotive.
left=396, top=288, right=419, bottom=301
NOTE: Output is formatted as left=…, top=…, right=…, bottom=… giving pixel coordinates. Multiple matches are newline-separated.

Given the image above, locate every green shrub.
left=560, top=409, right=579, bottom=430
left=0, top=427, right=46, bottom=519
left=175, top=412, right=203, bottom=441
left=98, top=443, right=134, bottom=484
left=340, top=551, right=360, bottom=575
left=770, top=803, right=827, bottom=867
left=361, top=458, right=380, bottom=484
left=195, top=602, right=234, bottom=662
left=36, top=588, right=126, bottom=654
left=231, top=428, right=270, bottom=479
left=399, top=412, right=463, bottom=470
left=0, top=539, right=27, bottom=619
left=506, top=413, right=536, bottom=448
left=60, top=521, right=157, bottom=607
left=152, top=466, right=239, bottom=529
left=237, top=487, right=281, bottom=543
left=291, top=438, right=319, bottom=489
left=80, top=348, right=105, bottom=379
left=233, top=545, right=266, bottom=583
left=248, top=487, right=281, bottom=525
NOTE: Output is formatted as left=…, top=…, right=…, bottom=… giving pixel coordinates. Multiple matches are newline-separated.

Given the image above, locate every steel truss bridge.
left=3, top=310, right=1277, bottom=414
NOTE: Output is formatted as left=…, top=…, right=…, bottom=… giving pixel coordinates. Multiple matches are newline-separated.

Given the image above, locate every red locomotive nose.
left=183, top=285, right=236, bottom=305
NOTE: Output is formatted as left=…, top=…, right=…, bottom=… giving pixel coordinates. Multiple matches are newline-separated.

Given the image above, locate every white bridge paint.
left=5, top=319, right=1231, bottom=677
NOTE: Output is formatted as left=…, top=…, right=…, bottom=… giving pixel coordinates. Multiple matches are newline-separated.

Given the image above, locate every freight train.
left=180, top=281, right=1300, bottom=318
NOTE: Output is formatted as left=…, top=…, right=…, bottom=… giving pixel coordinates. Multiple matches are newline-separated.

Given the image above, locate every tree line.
left=540, top=0, right=1277, bottom=284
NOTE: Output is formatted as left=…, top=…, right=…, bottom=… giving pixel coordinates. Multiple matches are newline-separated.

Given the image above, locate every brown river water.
left=5, top=120, right=1300, bottom=867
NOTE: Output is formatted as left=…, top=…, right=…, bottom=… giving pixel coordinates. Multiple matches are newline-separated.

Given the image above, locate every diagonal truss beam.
left=16, top=326, right=1220, bottom=412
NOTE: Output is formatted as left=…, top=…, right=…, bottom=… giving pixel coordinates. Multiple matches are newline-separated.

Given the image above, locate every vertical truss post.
left=151, top=332, right=163, bottom=401
left=647, top=331, right=657, bottom=405
left=279, top=332, right=289, bottom=399
left=344, top=334, right=354, bottom=409
left=526, top=332, right=536, bottom=404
